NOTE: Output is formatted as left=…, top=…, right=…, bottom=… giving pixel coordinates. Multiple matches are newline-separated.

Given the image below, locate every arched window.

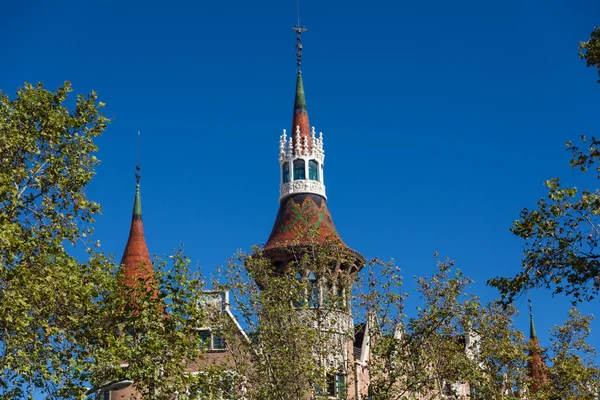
left=309, top=160, right=319, bottom=181
left=282, top=163, right=290, bottom=183
left=293, top=159, right=305, bottom=180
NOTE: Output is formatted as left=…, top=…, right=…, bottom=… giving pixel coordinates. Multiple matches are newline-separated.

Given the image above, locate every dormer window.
left=282, top=163, right=290, bottom=183
left=199, top=329, right=226, bottom=351
left=309, top=160, right=319, bottom=181
left=293, top=159, right=306, bottom=180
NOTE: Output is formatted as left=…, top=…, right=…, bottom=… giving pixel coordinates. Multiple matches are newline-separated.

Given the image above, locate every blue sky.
left=2, top=0, right=599, bottom=356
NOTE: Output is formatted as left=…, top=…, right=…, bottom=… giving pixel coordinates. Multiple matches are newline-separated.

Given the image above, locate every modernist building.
left=100, top=26, right=548, bottom=400
left=100, top=25, right=372, bottom=400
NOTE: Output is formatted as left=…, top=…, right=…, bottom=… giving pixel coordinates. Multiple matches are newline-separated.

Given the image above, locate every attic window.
left=199, top=329, right=226, bottom=351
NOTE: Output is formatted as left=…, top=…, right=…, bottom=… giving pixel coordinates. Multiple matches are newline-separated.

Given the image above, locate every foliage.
left=90, top=249, right=213, bottom=399
left=0, top=82, right=215, bottom=399
left=215, top=242, right=357, bottom=400
left=537, top=309, right=600, bottom=400
left=489, top=136, right=600, bottom=303
left=489, top=28, right=600, bottom=304
left=0, top=81, right=111, bottom=398
left=580, top=27, right=600, bottom=82
left=360, top=256, right=529, bottom=400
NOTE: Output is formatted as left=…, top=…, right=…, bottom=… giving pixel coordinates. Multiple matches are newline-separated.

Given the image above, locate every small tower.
left=120, top=166, right=154, bottom=290
left=527, top=302, right=548, bottom=393
left=265, top=26, right=363, bottom=270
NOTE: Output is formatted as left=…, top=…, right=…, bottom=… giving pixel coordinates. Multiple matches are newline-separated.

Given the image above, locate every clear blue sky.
left=2, top=0, right=599, bottom=355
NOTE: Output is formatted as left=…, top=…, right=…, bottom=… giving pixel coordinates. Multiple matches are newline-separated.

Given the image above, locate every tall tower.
left=264, top=26, right=364, bottom=274
left=262, top=24, right=366, bottom=397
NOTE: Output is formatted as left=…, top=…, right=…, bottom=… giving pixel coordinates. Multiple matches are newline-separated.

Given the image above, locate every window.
left=307, top=271, right=319, bottom=307
left=324, top=374, right=345, bottom=399
left=199, top=329, right=226, bottom=351
left=309, top=160, right=319, bottom=181
left=182, top=371, right=239, bottom=400
left=293, top=159, right=305, bottom=180
left=469, top=385, right=479, bottom=399
left=308, top=282, right=320, bottom=308
left=335, top=285, right=345, bottom=309
left=96, top=392, right=111, bottom=400
left=213, top=335, right=226, bottom=350
left=282, top=162, right=290, bottom=183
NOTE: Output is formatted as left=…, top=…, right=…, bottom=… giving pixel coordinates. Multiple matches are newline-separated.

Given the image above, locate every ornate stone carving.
left=280, top=180, right=326, bottom=200
left=278, top=125, right=327, bottom=201
left=279, top=125, right=325, bottom=165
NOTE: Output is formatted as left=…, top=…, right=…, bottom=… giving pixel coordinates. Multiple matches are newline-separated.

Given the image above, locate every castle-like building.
left=98, top=26, right=547, bottom=400
left=102, top=25, right=372, bottom=400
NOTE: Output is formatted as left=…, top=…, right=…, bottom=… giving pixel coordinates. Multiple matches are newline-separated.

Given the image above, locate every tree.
left=215, top=228, right=600, bottom=400
left=488, top=28, right=600, bottom=304
left=359, top=257, right=530, bottom=400
left=216, top=243, right=356, bottom=400
left=489, top=136, right=600, bottom=303
left=580, top=27, right=600, bottom=82
left=0, top=81, right=112, bottom=398
left=90, top=250, right=214, bottom=400
left=0, top=82, right=214, bottom=399
left=360, top=257, right=600, bottom=400
left=537, top=309, right=600, bottom=400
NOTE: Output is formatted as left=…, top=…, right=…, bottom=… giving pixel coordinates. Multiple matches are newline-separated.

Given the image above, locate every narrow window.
left=293, top=159, right=305, bottom=180
left=325, top=374, right=345, bottom=398
left=282, top=163, right=290, bottom=183
left=309, top=160, right=319, bottom=181
left=199, top=330, right=211, bottom=349
left=97, top=391, right=111, bottom=400
left=212, top=335, right=226, bottom=350
left=307, top=271, right=319, bottom=307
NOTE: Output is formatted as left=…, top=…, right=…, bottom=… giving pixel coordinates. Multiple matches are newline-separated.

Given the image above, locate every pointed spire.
left=527, top=300, right=547, bottom=392
left=529, top=302, right=537, bottom=339
left=291, top=26, right=311, bottom=152
left=120, top=163, right=153, bottom=290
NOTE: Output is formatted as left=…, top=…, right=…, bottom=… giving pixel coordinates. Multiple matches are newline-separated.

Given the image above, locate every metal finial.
left=135, top=131, right=142, bottom=184
left=292, top=25, right=307, bottom=71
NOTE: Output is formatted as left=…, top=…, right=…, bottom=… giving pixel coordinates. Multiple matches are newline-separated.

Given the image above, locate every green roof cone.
left=294, top=72, right=307, bottom=115
left=133, top=183, right=142, bottom=220
left=530, top=310, right=537, bottom=339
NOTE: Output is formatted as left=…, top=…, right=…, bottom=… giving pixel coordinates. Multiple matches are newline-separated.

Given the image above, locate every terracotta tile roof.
left=120, top=183, right=154, bottom=289
left=264, top=193, right=346, bottom=250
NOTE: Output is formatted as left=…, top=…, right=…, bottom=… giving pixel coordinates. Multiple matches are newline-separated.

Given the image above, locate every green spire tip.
left=294, top=72, right=307, bottom=114
left=133, top=183, right=142, bottom=219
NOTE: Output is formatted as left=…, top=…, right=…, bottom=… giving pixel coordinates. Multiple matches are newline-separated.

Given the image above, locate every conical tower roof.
left=120, top=176, right=154, bottom=289
left=527, top=304, right=548, bottom=392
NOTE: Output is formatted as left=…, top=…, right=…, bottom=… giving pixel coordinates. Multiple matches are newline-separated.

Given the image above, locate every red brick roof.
left=120, top=184, right=154, bottom=290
